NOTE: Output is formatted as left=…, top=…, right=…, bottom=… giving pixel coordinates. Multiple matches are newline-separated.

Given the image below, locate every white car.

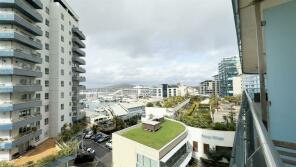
left=86, top=148, right=95, bottom=154
left=105, top=140, right=112, bottom=149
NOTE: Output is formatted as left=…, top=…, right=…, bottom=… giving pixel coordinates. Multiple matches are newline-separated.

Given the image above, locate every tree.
left=155, top=101, right=162, bottom=107
left=146, top=102, right=154, bottom=107
left=113, top=116, right=126, bottom=131
left=91, top=125, right=100, bottom=134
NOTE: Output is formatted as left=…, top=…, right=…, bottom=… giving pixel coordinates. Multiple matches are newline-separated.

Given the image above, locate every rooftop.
left=121, top=119, right=185, bottom=150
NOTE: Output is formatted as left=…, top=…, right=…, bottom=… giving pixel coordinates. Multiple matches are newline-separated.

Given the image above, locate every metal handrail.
left=244, top=91, right=283, bottom=167
left=230, top=90, right=284, bottom=167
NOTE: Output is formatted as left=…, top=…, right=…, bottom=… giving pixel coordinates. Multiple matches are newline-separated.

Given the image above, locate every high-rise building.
left=199, top=80, right=216, bottom=96
left=218, top=57, right=240, bottom=97
left=0, top=0, right=86, bottom=160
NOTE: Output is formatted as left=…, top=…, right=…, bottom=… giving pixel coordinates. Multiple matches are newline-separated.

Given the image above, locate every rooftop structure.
left=113, top=119, right=191, bottom=167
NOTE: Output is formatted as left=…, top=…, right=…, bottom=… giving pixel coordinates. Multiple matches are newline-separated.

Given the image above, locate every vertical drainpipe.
left=254, top=0, right=268, bottom=128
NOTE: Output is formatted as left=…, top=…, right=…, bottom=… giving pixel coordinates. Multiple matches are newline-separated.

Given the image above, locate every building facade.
left=199, top=80, right=217, bottom=96
left=232, top=75, right=242, bottom=96
left=218, top=57, right=240, bottom=97
left=0, top=0, right=86, bottom=160
left=151, top=83, right=188, bottom=98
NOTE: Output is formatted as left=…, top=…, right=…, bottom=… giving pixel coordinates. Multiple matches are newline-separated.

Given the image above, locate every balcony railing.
left=72, top=66, right=86, bottom=73
left=0, top=100, right=42, bottom=112
left=0, top=49, right=42, bottom=64
left=0, top=113, right=41, bottom=130
left=230, top=91, right=284, bottom=167
left=0, top=66, right=42, bottom=77
left=25, top=0, right=43, bottom=9
left=72, top=56, right=86, bottom=65
left=0, top=0, right=43, bottom=22
left=0, top=84, right=42, bottom=93
left=72, top=47, right=86, bottom=57
left=72, top=36, right=86, bottom=48
left=0, top=32, right=42, bottom=50
left=0, top=13, right=42, bottom=36
left=72, top=27, right=86, bottom=40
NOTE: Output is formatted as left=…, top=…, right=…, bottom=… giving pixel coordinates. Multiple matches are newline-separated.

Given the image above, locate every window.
left=36, top=94, right=41, bottom=100
left=69, top=92, right=71, bottom=96
left=61, top=36, right=64, bottom=42
left=69, top=81, right=71, bottom=86
left=45, top=43, right=49, bottom=50
left=69, top=41, right=72, bottom=46
left=61, top=92, right=64, bottom=98
left=69, top=102, right=72, bottom=106
left=45, top=31, right=49, bottom=38
left=61, top=69, right=64, bottom=75
left=45, top=7, right=49, bottom=14
left=45, top=80, right=49, bottom=87
left=45, top=105, right=49, bottom=112
left=45, top=19, right=50, bottom=26
left=45, top=55, right=49, bottom=62
left=69, top=21, right=71, bottom=25
left=61, top=81, right=64, bottom=87
left=69, top=61, right=71, bottom=65
left=36, top=80, right=41, bottom=85
left=35, top=136, right=40, bottom=142
left=61, top=58, right=64, bottom=64
left=61, top=13, right=64, bottom=20
left=204, top=144, right=210, bottom=154
left=193, top=141, right=198, bottom=152
left=61, top=115, right=64, bottom=121
left=61, top=24, right=64, bottom=31
left=61, top=47, right=64, bottom=53
left=69, top=31, right=72, bottom=35
left=61, top=104, right=64, bottom=110
left=45, top=68, right=49, bottom=74
left=69, top=71, right=71, bottom=75
left=45, top=93, right=49, bottom=100
left=44, top=118, right=49, bottom=125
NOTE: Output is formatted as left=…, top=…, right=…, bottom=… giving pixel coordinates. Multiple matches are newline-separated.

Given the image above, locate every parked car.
left=105, top=140, right=112, bottom=149
left=84, top=131, right=94, bottom=139
left=96, top=135, right=110, bottom=143
left=91, top=133, right=103, bottom=140
left=93, top=134, right=104, bottom=142
left=86, top=148, right=95, bottom=154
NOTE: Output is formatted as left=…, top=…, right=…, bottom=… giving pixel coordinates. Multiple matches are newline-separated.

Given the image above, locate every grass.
left=121, top=120, right=185, bottom=150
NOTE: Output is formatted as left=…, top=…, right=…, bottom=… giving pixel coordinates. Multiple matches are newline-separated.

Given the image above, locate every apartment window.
left=61, top=104, right=64, bottom=110
left=36, top=107, right=40, bottom=113
left=45, top=80, right=49, bottom=87
left=61, top=115, right=64, bottom=121
left=61, top=36, right=64, bottom=42
left=69, top=102, right=72, bottom=106
left=45, top=68, right=49, bottom=74
left=61, top=81, right=64, bottom=87
left=69, top=82, right=71, bottom=86
left=204, top=144, right=210, bottom=154
left=61, top=92, right=64, bottom=98
left=45, top=93, right=49, bottom=100
left=45, top=19, right=50, bottom=26
left=45, top=7, right=49, bottom=14
left=69, top=21, right=71, bottom=25
left=69, top=41, right=72, bottom=46
left=61, top=13, right=64, bottom=20
left=61, top=58, right=64, bottom=64
left=36, top=80, right=41, bottom=85
left=61, top=24, right=64, bottom=31
left=45, top=43, right=49, bottom=50
left=45, top=31, right=49, bottom=38
left=69, top=92, right=72, bottom=96
left=35, top=136, right=40, bottom=142
left=69, top=71, right=71, bottom=75
left=44, top=118, right=49, bottom=125
left=193, top=141, right=198, bottom=152
left=61, top=69, right=64, bottom=75
left=45, top=105, right=49, bottom=112
left=61, top=47, right=64, bottom=53
left=45, top=55, right=49, bottom=62
left=69, top=31, right=72, bottom=35
left=36, top=94, right=41, bottom=100
left=69, top=61, right=71, bottom=65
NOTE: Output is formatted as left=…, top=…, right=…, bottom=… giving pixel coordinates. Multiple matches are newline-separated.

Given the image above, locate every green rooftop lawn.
left=121, top=120, right=185, bottom=150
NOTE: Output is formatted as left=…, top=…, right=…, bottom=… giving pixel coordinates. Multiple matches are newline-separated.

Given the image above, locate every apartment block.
left=0, top=0, right=86, bottom=160
left=218, top=57, right=240, bottom=97
left=199, top=80, right=217, bottom=96
left=151, top=83, right=188, bottom=98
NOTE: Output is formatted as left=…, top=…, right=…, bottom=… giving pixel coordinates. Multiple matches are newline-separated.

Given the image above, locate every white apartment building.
left=151, top=83, right=188, bottom=98
left=0, top=0, right=86, bottom=160
left=232, top=75, right=242, bottom=96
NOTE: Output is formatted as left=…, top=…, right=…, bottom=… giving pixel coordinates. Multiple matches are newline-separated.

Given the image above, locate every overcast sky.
left=68, top=0, right=238, bottom=88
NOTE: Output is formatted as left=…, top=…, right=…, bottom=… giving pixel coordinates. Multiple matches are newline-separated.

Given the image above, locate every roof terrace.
left=121, top=119, right=185, bottom=150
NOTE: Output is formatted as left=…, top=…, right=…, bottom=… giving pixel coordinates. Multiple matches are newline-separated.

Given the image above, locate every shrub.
left=0, top=161, right=15, bottom=167
left=146, top=102, right=154, bottom=107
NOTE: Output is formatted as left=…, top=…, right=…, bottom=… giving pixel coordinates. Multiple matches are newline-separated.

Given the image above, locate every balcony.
left=0, top=13, right=42, bottom=36
left=79, top=85, right=86, bottom=90
left=72, top=36, right=86, bottom=48
left=0, top=100, right=42, bottom=112
left=0, top=0, right=43, bottom=22
left=0, top=67, right=42, bottom=77
left=230, top=91, right=284, bottom=167
left=0, top=128, right=41, bottom=149
left=72, top=27, right=86, bottom=40
left=72, top=47, right=85, bottom=57
left=72, top=56, right=86, bottom=65
left=72, top=66, right=86, bottom=73
left=0, top=50, right=42, bottom=64
left=0, top=32, right=42, bottom=50
left=72, top=76, right=86, bottom=82
left=0, top=113, right=41, bottom=130
left=25, top=0, right=43, bottom=9
left=0, top=84, right=42, bottom=93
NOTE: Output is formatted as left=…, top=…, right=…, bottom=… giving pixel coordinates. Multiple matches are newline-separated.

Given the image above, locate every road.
left=82, top=139, right=112, bottom=167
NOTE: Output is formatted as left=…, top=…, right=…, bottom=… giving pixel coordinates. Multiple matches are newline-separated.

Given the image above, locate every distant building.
left=199, top=80, right=219, bottom=96
left=151, top=83, right=189, bottom=98
left=110, top=102, right=145, bottom=119
left=232, top=75, right=243, bottom=96
left=218, top=57, right=241, bottom=97
left=213, top=74, right=220, bottom=96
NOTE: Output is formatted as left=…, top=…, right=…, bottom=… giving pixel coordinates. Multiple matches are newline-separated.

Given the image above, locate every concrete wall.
left=187, top=126, right=235, bottom=160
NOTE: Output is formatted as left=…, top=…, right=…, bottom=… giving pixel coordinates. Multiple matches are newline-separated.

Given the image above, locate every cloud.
left=68, top=0, right=238, bottom=88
